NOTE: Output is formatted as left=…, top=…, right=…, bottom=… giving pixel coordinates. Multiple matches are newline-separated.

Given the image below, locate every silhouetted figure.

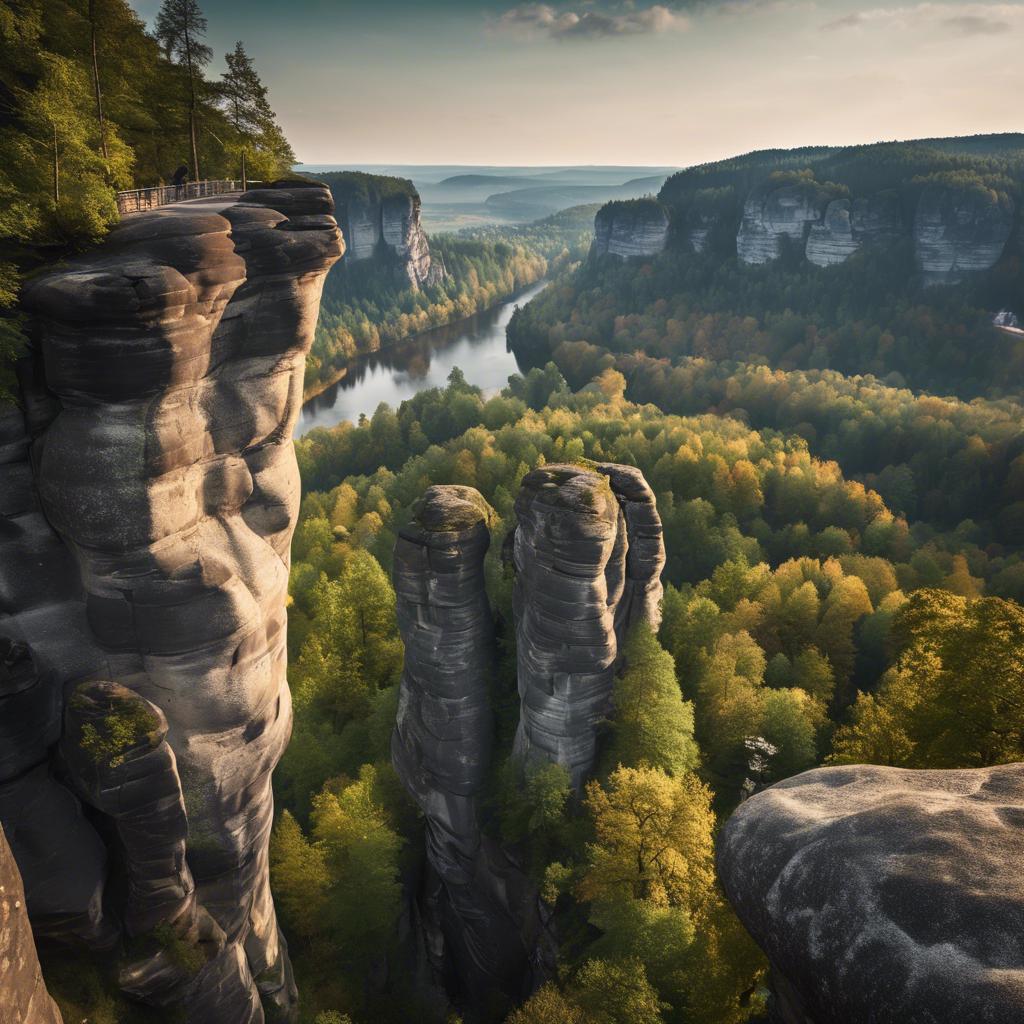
left=172, top=163, right=189, bottom=200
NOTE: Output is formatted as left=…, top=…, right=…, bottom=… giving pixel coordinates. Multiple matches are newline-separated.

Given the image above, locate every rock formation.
left=914, top=183, right=1015, bottom=284
left=3, top=181, right=342, bottom=1021
left=330, top=176, right=444, bottom=288
left=717, top=762, right=1024, bottom=1024
left=391, top=486, right=529, bottom=1007
left=510, top=464, right=665, bottom=789
left=594, top=200, right=669, bottom=260
left=805, top=192, right=902, bottom=267
left=736, top=181, right=831, bottom=265
left=392, top=466, right=665, bottom=1013
left=0, top=823, right=62, bottom=1024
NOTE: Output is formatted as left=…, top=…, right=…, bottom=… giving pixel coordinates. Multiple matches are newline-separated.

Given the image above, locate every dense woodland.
left=308, top=203, right=598, bottom=392
left=272, top=138, right=1024, bottom=1023
left=0, top=0, right=295, bottom=396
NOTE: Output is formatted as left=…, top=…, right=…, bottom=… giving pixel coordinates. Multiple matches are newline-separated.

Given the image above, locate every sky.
left=131, top=0, right=1024, bottom=167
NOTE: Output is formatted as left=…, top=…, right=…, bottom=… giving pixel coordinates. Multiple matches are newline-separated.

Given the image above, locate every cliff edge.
left=2, top=181, right=342, bottom=1022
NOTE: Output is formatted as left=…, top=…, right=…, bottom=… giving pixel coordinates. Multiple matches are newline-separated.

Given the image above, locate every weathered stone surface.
left=0, top=823, right=62, bottom=1024
left=717, top=762, right=1024, bottom=1024
left=510, top=464, right=665, bottom=789
left=594, top=201, right=669, bottom=259
left=337, top=188, right=443, bottom=288
left=392, top=486, right=528, bottom=1004
left=5, top=181, right=342, bottom=1020
left=805, top=199, right=857, bottom=267
left=737, top=182, right=831, bottom=265
left=914, top=184, right=1014, bottom=284
left=595, top=463, right=666, bottom=640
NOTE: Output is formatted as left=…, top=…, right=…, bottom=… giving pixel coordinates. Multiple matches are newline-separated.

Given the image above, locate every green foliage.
left=605, top=623, right=700, bottom=776
left=75, top=699, right=159, bottom=769
left=832, top=590, right=1024, bottom=767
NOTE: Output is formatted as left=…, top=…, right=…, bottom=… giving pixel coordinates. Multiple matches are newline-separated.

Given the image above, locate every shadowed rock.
left=392, top=486, right=529, bottom=1006
left=5, top=181, right=342, bottom=1020
left=511, top=463, right=664, bottom=789
left=594, top=200, right=668, bottom=259
left=0, top=823, right=62, bottom=1024
left=717, top=762, right=1024, bottom=1024
left=914, top=183, right=1014, bottom=285
left=737, top=182, right=831, bottom=265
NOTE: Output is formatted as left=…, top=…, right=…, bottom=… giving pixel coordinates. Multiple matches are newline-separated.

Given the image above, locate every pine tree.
left=155, top=0, right=211, bottom=180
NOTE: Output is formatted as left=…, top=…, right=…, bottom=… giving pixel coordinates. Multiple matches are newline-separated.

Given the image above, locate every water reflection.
left=297, top=280, right=548, bottom=436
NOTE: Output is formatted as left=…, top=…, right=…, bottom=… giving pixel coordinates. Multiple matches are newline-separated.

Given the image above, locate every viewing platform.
left=115, top=178, right=256, bottom=217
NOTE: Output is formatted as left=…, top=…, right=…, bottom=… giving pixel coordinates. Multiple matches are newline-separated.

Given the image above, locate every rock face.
left=336, top=187, right=443, bottom=288
left=594, top=201, right=669, bottom=259
left=5, top=181, right=342, bottom=1021
left=511, top=464, right=665, bottom=789
left=392, top=466, right=665, bottom=1012
left=0, top=823, right=61, bottom=1024
left=391, top=486, right=529, bottom=1006
left=805, top=193, right=903, bottom=267
left=914, top=183, right=1015, bottom=284
left=717, top=762, right=1024, bottom=1024
left=736, top=182, right=830, bottom=264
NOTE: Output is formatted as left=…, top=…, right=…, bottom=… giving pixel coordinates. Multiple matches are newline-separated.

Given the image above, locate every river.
left=296, top=280, right=548, bottom=436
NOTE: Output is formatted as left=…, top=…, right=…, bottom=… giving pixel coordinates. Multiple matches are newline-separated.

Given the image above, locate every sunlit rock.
left=9, top=181, right=342, bottom=1021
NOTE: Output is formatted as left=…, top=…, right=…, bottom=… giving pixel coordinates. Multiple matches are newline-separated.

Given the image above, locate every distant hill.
left=485, top=176, right=668, bottom=220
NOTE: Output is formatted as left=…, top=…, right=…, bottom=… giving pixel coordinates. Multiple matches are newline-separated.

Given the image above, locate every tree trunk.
left=184, top=26, right=201, bottom=181
left=241, top=148, right=247, bottom=191
left=88, top=0, right=109, bottom=164
left=52, top=124, right=59, bottom=205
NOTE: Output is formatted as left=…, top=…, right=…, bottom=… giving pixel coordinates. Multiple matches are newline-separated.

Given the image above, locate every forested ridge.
left=0, top=0, right=295, bottom=396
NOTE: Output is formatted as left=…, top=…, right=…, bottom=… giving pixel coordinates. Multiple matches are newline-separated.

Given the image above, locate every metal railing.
left=115, top=179, right=249, bottom=216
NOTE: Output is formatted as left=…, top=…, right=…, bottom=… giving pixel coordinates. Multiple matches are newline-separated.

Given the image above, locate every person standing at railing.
left=172, top=162, right=189, bottom=200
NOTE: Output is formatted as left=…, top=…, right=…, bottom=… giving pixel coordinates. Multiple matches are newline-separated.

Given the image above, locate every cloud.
left=820, top=3, right=1022, bottom=35
left=497, top=3, right=689, bottom=40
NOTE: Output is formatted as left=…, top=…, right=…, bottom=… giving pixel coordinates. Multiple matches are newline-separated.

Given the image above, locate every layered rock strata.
left=804, top=193, right=902, bottom=267
left=338, top=190, right=443, bottom=288
left=914, top=183, right=1015, bottom=284
left=0, top=823, right=62, bottom=1024
left=594, top=201, right=669, bottom=259
left=391, top=486, right=528, bottom=1005
left=736, top=182, right=830, bottom=264
left=511, top=464, right=665, bottom=789
left=717, top=762, right=1024, bottom=1024
left=4, top=181, right=342, bottom=1021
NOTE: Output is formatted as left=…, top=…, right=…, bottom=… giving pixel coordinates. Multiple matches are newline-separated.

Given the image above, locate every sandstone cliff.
left=914, top=182, right=1015, bottom=284
left=593, top=199, right=669, bottom=260
left=3, top=181, right=342, bottom=1022
left=323, top=172, right=444, bottom=289
left=717, top=762, right=1024, bottom=1023
left=0, top=824, right=61, bottom=1024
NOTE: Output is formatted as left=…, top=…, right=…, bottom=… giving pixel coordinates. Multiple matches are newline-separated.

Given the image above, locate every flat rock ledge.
left=717, top=762, right=1024, bottom=1024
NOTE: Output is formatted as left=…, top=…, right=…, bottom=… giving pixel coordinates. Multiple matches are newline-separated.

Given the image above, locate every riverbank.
left=299, top=278, right=548, bottom=410
left=297, top=278, right=548, bottom=436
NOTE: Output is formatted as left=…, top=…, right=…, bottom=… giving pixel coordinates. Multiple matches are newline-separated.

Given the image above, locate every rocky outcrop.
left=736, top=181, right=831, bottom=264
left=393, top=467, right=665, bottom=1012
left=391, top=486, right=529, bottom=1006
left=4, top=181, right=342, bottom=1021
left=594, top=200, right=669, bottom=259
left=805, top=193, right=902, bottom=267
left=717, top=762, right=1024, bottom=1024
left=0, top=823, right=62, bottom=1024
left=510, top=464, right=665, bottom=789
left=330, top=175, right=443, bottom=289
left=914, top=183, right=1015, bottom=284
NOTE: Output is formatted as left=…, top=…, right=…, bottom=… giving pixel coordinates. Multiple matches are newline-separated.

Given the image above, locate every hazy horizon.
left=128, top=0, right=1024, bottom=167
